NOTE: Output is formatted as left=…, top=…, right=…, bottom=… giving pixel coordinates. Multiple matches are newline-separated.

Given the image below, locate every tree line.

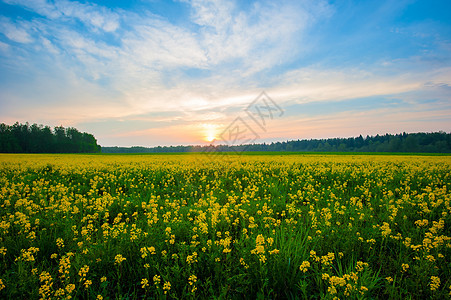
left=0, top=122, right=101, bottom=153
left=102, top=131, right=451, bottom=153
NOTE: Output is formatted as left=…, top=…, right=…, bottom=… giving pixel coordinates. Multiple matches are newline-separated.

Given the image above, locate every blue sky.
left=0, top=0, right=450, bottom=146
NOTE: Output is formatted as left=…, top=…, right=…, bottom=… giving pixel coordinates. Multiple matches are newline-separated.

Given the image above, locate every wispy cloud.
left=0, top=16, right=33, bottom=43
left=4, top=0, right=120, bottom=31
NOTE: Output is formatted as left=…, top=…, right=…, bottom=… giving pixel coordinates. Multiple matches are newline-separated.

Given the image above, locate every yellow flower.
left=140, top=247, right=148, bottom=258
left=425, top=255, right=435, bottom=262
left=327, top=285, right=337, bottom=295
left=329, top=275, right=346, bottom=287
left=356, top=261, right=369, bottom=272
left=310, top=250, right=320, bottom=262
left=100, top=276, right=107, bottom=283
left=0, top=278, right=5, bottom=291
left=360, top=286, right=368, bottom=295
left=186, top=252, right=198, bottom=264
left=321, top=252, right=335, bottom=266
left=78, top=265, right=89, bottom=279
left=141, top=278, right=149, bottom=289
left=299, top=261, right=310, bottom=273
left=430, top=276, right=440, bottom=291
left=163, top=281, right=171, bottom=294
left=54, top=288, right=65, bottom=297
left=114, top=254, right=126, bottom=265
left=40, top=271, right=52, bottom=283
left=84, top=280, right=92, bottom=289
left=56, top=237, right=65, bottom=248
left=188, top=275, right=198, bottom=293
left=401, top=263, right=409, bottom=272
left=381, top=222, right=391, bottom=237
left=188, top=275, right=197, bottom=285
left=141, top=246, right=157, bottom=258
left=269, top=249, right=279, bottom=255
left=66, top=284, right=75, bottom=294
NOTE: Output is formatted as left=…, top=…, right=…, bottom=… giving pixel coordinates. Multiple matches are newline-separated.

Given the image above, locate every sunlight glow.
left=203, top=124, right=218, bottom=143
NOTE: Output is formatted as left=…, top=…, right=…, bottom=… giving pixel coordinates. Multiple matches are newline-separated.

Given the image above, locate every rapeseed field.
left=0, top=154, right=449, bottom=299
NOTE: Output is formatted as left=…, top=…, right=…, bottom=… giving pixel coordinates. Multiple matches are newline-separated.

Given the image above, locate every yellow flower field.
left=0, top=153, right=450, bottom=299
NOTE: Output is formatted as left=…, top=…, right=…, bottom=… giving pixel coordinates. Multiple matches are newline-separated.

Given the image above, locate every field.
left=0, top=153, right=450, bottom=299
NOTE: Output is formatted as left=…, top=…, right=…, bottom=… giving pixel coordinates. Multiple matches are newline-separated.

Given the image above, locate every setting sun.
left=203, top=124, right=218, bottom=143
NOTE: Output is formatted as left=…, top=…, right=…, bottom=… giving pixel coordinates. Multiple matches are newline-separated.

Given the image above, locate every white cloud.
left=121, top=19, right=207, bottom=69
left=0, top=17, right=33, bottom=43
left=4, top=0, right=119, bottom=32
left=54, top=0, right=120, bottom=32
left=0, top=40, right=10, bottom=52
left=185, top=0, right=234, bottom=29
left=180, top=0, right=328, bottom=73
left=4, top=0, right=63, bottom=19
left=40, top=37, right=59, bottom=54
left=265, top=64, right=451, bottom=107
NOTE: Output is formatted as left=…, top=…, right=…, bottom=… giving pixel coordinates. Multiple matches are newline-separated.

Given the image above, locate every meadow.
left=0, top=153, right=450, bottom=299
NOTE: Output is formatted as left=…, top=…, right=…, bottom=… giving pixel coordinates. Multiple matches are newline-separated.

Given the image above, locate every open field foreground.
left=0, top=154, right=450, bottom=299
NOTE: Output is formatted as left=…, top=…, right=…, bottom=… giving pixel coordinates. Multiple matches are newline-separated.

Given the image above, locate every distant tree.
left=0, top=122, right=101, bottom=153
left=388, top=137, right=402, bottom=152
left=101, top=132, right=451, bottom=154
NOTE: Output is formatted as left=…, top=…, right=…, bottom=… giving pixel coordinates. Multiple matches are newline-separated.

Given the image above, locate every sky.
left=0, top=0, right=450, bottom=147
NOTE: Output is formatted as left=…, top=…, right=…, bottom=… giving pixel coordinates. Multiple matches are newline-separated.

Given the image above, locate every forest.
left=0, top=122, right=101, bottom=153
left=102, top=132, right=451, bottom=153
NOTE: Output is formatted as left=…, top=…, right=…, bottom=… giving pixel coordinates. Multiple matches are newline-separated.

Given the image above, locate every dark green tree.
left=0, top=122, right=101, bottom=153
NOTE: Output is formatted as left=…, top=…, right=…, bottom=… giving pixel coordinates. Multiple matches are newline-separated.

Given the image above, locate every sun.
left=203, top=124, right=218, bottom=143
left=205, top=135, right=216, bottom=142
